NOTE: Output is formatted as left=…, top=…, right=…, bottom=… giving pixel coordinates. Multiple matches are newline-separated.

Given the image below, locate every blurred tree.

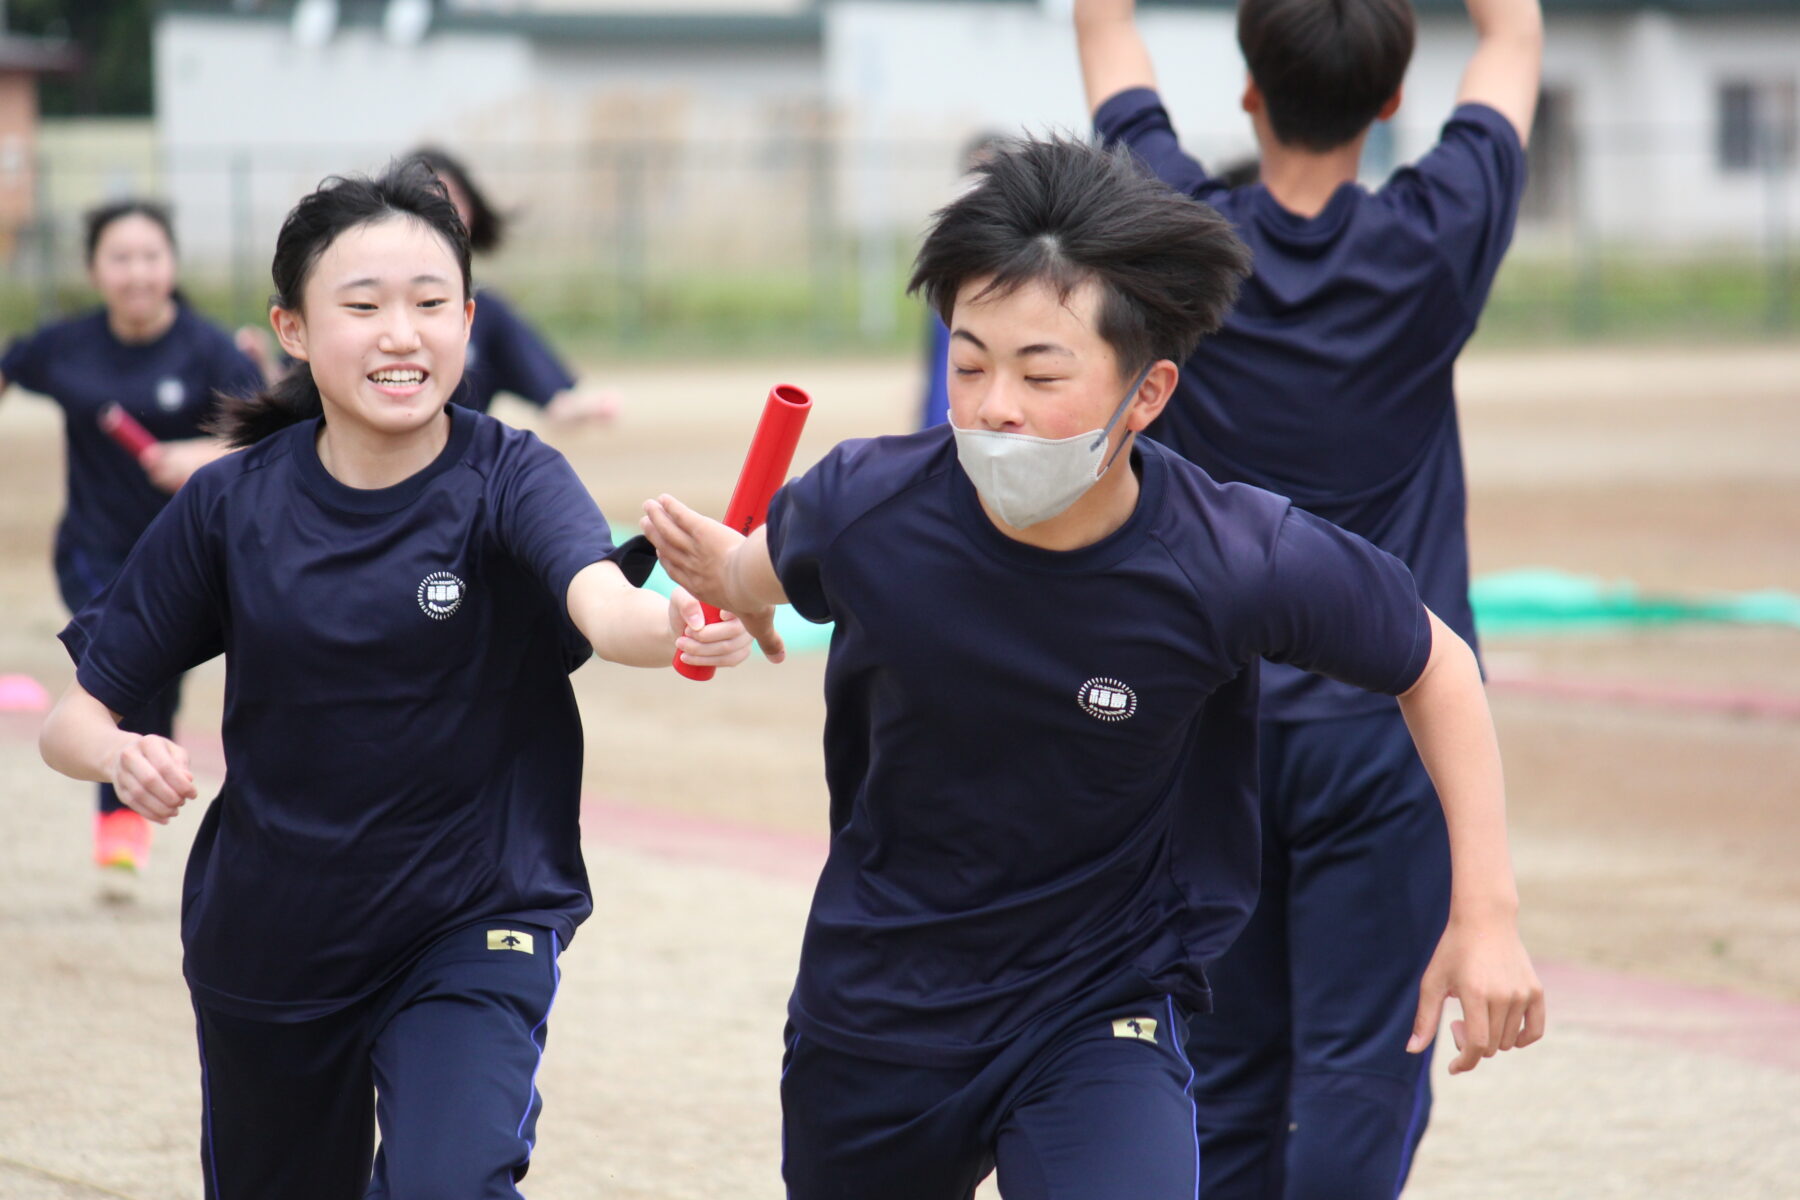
left=5, top=0, right=154, bottom=116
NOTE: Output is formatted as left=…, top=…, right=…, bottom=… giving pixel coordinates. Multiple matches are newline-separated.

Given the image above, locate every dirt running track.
left=1, top=344, right=1796, bottom=1198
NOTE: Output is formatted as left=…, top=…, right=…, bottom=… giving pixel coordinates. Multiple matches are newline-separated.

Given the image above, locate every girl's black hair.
left=405, top=146, right=506, bottom=253
left=84, top=199, right=176, bottom=263
left=212, top=159, right=473, bottom=447
left=909, top=136, right=1251, bottom=377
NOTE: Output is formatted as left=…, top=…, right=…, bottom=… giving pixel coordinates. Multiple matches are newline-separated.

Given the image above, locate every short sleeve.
left=492, top=436, right=648, bottom=633
left=764, top=444, right=865, bottom=625
left=1, top=328, right=49, bottom=394
left=474, top=294, right=577, bottom=409
left=1244, top=506, right=1433, bottom=696
left=59, top=479, right=226, bottom=715
left=1381, top=103, right=1527, bottom=314
left=1094, top=87, right=1215, bottom=198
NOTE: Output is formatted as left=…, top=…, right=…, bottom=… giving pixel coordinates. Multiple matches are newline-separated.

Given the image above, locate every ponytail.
left=209, top=363, right=324, bottom=447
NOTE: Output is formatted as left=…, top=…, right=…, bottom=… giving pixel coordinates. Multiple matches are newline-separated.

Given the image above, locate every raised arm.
left=1397, top=609, right=1545, bottom=1073
left=1457, top=0, right=1544, bottom=146
left=1074, top=0, right=1159, bottom=116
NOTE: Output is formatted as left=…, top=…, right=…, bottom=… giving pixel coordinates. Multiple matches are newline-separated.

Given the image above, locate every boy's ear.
left=1378, top=87, right=1403, bottom=122
left=1126, top=360, right=1179, bottom=432
left=269, top=305, right=308, bottom=363
left=1241, top=78, right=1263, bottom=116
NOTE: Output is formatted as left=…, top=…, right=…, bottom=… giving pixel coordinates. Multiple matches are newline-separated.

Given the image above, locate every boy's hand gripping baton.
left=98, top=404, right=160, bottom=462
left=674, top=383, right=813, bottom=681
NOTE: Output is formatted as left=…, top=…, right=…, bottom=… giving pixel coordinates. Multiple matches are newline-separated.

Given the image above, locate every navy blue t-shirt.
left=1, top=304, right=263, bottom=567
left=59, top=405, right=649, bottom=1020
left=456, top=289, right=577, bottom=415
left=1096, top=91, right=1526, bottom=721
left=764, top=428, right=1431, bottom=1064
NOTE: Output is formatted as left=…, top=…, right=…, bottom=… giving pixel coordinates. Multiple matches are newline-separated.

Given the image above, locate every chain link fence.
left=4, top=122, right=1796, bottom=356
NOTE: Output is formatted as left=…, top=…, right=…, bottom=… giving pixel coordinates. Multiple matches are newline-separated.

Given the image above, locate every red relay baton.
left=98, top=404, right=159, bottom=462
left=674, top=383, right=813, bottom=681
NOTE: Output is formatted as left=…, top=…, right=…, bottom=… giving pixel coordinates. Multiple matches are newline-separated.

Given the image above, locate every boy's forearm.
left=1397, top=612, right=1521, bottom=917
left=1457, top=0, right=1543, bottom=142
left=1073, top=0, right=1158, bottom=115
left=1074, top=0, right=1136, bottom=23
left=1465, top=0, right=1544, bottom=42
left=723, top=527, right=789, bottom=617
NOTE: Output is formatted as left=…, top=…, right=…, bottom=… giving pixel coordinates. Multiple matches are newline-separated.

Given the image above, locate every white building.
left=149, top=0, right=1800, bottom=267
left=822, top=0, right=1800, bottom=247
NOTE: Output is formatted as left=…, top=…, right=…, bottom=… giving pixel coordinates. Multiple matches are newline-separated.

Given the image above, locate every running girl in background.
left=407, top=146, right=623, bottom=425
left=39, top=160, right=773, bottom=1197
left=1, top=200, right=262, bottom=879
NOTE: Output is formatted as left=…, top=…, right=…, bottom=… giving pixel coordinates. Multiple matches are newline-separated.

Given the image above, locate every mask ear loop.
left=1089, top=361, right=1159, bottom=475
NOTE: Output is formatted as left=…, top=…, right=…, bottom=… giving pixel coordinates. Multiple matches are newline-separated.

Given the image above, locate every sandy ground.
left=1, top=344, right=1797, bottom=1198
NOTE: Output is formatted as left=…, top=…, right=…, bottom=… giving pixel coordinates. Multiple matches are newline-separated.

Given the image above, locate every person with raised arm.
left=1075, top=0, right=1544, bottom=1193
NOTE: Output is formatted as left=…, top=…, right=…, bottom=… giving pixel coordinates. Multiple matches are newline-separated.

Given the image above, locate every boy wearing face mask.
left=641, top=137, right=1542, bottom=1200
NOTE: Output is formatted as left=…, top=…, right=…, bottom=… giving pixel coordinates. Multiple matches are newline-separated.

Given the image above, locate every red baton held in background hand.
left=675, top=383, right=813, bottom=681
left=98, top=404, right=159, bottom=463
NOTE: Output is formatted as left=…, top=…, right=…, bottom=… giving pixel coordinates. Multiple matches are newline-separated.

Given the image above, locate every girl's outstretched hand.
left=665, top=586, right=769, bottom=670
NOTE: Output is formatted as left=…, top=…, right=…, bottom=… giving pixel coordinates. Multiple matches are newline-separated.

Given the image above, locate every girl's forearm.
left=589, top=586, right=679, bottom=668
left=40, top=683, right=129, bottom=784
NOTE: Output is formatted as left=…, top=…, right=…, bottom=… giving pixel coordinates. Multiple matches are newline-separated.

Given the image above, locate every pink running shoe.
left=94, top=808, right=152, bottom=872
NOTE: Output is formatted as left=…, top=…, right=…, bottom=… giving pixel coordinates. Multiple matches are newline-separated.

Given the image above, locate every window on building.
left=1718, top=79, right=1797, bottom=173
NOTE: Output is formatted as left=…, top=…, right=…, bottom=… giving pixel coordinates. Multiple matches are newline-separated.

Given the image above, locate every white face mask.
left=951, top=363, right=1154, bottom=529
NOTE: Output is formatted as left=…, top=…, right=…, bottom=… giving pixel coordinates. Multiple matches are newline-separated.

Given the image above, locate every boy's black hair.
left=909, top=136, right=1250, bottom=375
left=406, top=146, right=507, bottom=253
left=1238, top=0, right=1416, bottom=152
left=212, top=159, right=473, bottom=447
left=84, top=199, right=175, bottom=263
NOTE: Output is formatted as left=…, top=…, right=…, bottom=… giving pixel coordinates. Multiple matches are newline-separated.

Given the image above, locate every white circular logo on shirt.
left=417, top=572, right=466, bottom=620
left=156, top=377, right=186, bottom=411
left=1077, top=677, right=1137, bottom=722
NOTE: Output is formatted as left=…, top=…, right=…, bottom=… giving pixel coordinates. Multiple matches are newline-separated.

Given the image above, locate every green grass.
left=1477, top=253, right=1799, bottom=345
